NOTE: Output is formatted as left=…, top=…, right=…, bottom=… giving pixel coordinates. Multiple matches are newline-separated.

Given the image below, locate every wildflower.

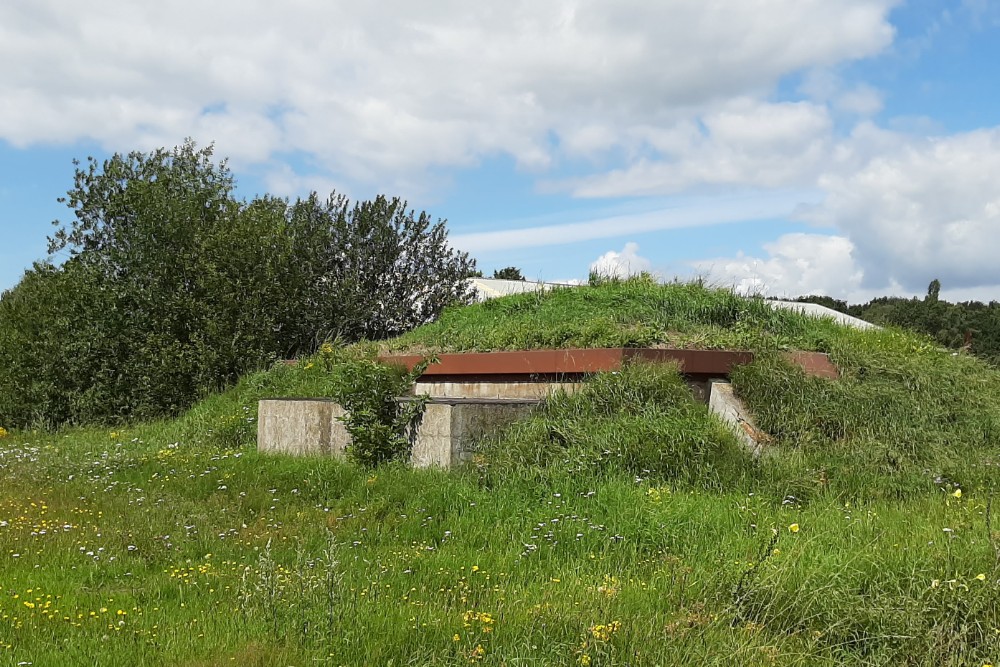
left=788, top=523, right=800, bottom=533
left=952, top=488, right=962, bottom=499
left=469, top=644, right=485, bottom=662
left=976, top=573, right=987, bottom=582
left=579, top=655, right=592, bottom=666
left=589, top=621, right=622, bottom=642
left=0, top=427, right=7, bottom=439
left=453, top=634, right=461, bottom=642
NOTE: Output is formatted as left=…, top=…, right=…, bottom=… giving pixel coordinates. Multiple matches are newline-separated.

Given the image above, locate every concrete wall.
left=414, top=378, right=721, bottom=402
left=413, top=380, right=584, bottom=400
left=707, top=381, right=770, bottom=456
left=409, top=399, right=540, bottom=467
left=259, top=397, right=540, bottom=468
left=258, top=399, right=351, bottom=456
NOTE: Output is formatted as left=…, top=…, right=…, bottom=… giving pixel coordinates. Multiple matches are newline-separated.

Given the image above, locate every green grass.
left=386, top=276, right=844, bottom=353
left=0, top=278, right=998, bottom=665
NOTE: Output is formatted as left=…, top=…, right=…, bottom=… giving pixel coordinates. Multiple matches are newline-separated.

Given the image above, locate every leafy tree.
left=309, top=193, right=476, bottom=341
left=926, top=279, right=941, bottom=303
left=792, top=279, right=1000, bottom=366
left=0, top=141, right=475, bottom=427
left=493, top=266, right=525, bottom=281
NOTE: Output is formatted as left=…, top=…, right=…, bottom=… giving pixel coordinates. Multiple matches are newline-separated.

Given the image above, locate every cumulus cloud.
left=590, top=242, right=652, bottom=279
left=802, top=127, right=1000, bottom=291
left=0, top=0, right=897, bottom=190
left=692, top=230, right=1000, bottom=303
left=692, top=234, right=867, bottom=298
left=562, top=99, right=835, bottom=197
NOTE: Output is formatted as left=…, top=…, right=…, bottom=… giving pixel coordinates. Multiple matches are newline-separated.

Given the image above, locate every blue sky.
left=3, top=1, right=1000, bottom=302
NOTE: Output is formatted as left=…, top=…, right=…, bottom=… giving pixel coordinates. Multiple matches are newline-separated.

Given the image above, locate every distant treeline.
left=796, top=279, right=1000, bottom=363
left=0, top=141, right=475, bottom=428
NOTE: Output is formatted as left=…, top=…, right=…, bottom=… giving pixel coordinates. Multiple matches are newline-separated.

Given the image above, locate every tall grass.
left=0, top=278, right=997, bottom=665
left=387, top=276, right=844, bottom=353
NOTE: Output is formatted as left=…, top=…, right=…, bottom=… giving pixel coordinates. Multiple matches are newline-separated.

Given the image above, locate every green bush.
left=0, top=141, right=473, bottom=428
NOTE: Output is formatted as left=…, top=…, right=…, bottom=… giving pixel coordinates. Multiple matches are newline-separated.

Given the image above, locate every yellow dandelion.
left=788, top=523, right=800, bottom=533
left=952, top=488, right=962, bottom=499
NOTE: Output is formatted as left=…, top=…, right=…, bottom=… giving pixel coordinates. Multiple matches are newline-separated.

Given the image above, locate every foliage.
left=322, top=345, right=432, bottom=467
left=0, top=409, right=995, bottom=665
left=0, top=141, right=474, bottom=427
left=797, top=278, right=1000, bottom=365
left=492, top=266, right=525, bottom=281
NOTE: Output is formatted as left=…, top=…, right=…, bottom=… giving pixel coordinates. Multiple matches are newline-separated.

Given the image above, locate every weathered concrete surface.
left=407, top=398, right=541, bottom=467
left=258, top=397, right=540, bottom=468
left=413, top=380, right=584, bottom=400
left=707, top=381, right=771, bottom=456
left=258, top=399, right=351, bottom=456
left=415, top=377, right=729, bottom=403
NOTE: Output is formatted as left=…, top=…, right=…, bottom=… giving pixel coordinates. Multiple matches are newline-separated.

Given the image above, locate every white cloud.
left=692, top=231, right=1000, bottom=304
left=450, top=190, right=814, bottom=253
left=799, top=70, right=883, bottom=116
left=590, top=242, right=652, bottom=279
left=563, top=100, right=834, bottom=197
left=802, top=127, right=1000, bottom=291
left=693, top=234, right=867, bottom=299
left=834, top=84, right=884, bottom=116
left=0, top=0, right=897, bottom=191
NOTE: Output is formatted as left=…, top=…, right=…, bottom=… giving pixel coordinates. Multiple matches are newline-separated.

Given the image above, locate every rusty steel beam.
left=378, top=348, right=838, bottom=380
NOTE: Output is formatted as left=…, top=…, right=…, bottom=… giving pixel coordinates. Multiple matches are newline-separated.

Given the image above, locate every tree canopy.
left=0, top=141, right=475, bottom=427
left=492, top=266, right=525, bottom=281
left=796, top=279, right=1000, bottom=364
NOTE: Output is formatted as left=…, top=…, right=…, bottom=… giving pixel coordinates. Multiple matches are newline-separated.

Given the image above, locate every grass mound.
left=477, top=362, right=751, bottom=490
left=1, top=278, right=998, bottom=664
left=388, top=276, right=842, bottom=353
left=733, top=327, right=1000, bottom=499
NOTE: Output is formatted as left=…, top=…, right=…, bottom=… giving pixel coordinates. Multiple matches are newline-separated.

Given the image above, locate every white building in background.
left=466, top=278, right=577, bottom=302
left=767, top=300, right=879, bottom=330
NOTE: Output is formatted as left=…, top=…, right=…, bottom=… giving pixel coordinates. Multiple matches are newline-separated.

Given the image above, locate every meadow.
left=0, top=279, right=997, bottom=666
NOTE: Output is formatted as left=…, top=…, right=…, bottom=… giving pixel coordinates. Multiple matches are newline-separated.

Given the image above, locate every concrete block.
left=409, top=402, right=453, bottom=468
left=407, top=398, right=541, bottom=468
left=707, top=381, right=771, bottom=456
left=257, top=399, right=351, bottom=456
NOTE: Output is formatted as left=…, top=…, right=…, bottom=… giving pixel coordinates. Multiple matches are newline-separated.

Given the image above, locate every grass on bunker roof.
left=0, top=277, right=997, bottom=666
left=385, top=275, right=847, bottom=353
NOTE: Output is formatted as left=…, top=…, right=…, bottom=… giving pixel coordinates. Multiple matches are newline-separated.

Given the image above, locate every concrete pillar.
left=257, top=399, right=351, bottom=456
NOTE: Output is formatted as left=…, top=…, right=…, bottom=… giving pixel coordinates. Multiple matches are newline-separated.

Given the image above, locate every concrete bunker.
left=258, top=347, right=839, bottom=466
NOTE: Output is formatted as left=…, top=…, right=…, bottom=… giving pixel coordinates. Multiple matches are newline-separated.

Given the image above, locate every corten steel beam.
left=378, top=348, right=838, bottom=380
